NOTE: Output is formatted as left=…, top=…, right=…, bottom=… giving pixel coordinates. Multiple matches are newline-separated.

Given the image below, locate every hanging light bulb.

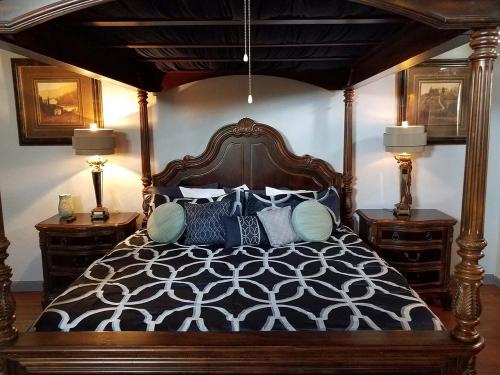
left=248, top=94, right=253, bottom=104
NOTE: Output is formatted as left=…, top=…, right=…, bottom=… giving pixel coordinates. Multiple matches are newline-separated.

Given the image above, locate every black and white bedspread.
left=35, top=227, right=442, bottom=332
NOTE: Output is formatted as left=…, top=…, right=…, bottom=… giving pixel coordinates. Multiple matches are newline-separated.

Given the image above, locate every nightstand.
left=36, top=212, right=139, bottom=307
left=356, top=209, right=457, bottom=308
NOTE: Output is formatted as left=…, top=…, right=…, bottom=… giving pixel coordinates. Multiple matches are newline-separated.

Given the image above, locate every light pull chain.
left=243, top=0, right=248, bottom=62
left=247, top=0, right=253, bottom=104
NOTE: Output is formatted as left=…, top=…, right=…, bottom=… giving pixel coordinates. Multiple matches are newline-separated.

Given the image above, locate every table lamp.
left=383, top=121, right=427, bottom=216
left=72, top=123, right=115, bottom=220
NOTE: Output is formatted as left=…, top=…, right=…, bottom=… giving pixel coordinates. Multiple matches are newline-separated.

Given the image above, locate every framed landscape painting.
left=397, top=59, right=470, bottom=144
left=11, top=59, right=102, bottom=145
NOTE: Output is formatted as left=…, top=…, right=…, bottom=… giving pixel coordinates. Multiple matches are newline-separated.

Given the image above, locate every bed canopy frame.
left=0, top=1, right=498, bottom=374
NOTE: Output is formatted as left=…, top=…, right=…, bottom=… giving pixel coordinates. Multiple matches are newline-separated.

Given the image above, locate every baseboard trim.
left=11, top=281, right=43, bottom=292
left=483, top=274, right=500, bottom=287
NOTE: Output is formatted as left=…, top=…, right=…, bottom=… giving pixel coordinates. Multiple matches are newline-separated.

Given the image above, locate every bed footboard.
left=3, top=331, right=478, bottom=375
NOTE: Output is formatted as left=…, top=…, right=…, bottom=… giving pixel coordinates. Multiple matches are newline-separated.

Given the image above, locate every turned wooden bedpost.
left=138, top=89, right=152, bottom=218
left=452, top=28, right=498, bottom=351
left=342, top=88, right=354, bottom=229
left=0, top=193, right=17, bottom=344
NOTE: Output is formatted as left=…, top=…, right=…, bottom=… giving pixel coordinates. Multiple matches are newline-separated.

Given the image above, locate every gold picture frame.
left=397, top=59, right=470, bottom=144
left=11, top=59, right=103, bottom=145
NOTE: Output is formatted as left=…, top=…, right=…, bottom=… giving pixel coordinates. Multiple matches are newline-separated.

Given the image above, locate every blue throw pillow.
left=245, top=187, right=341, bottom=228
left=184, top=200, right=230, bottom=245
left=222, top=215, right=269, bottom=248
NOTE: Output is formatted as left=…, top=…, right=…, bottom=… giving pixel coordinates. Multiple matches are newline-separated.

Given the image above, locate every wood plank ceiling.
left=0, top=0, right=472, bottom=91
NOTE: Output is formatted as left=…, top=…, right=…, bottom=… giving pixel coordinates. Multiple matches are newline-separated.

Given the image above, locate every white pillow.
left=233, top=184, right=250, bottom=191
left=265, top=187, right=314, bottom=196
left=179, top=187, right=226, bottom=198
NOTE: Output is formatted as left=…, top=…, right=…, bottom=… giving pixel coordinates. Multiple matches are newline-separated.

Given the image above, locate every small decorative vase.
left=58, top=194, right=74, bottom=219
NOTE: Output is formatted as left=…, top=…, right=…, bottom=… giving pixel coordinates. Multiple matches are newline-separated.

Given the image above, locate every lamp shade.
left=72, top=128, right=115, bottom=155
left=383, top=125, right=427, bottom=154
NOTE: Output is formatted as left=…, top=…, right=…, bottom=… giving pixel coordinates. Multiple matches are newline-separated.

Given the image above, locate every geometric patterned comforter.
left=35, top=227, right=442, bottom=332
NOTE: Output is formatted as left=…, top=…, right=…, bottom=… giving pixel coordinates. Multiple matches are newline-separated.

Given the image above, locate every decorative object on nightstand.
left=35, top=212, right=139, bottom=307
left=72, top=123, right=115, bottom=220
left=383, top=121, right=427, bottom=216
left=357, top=208, right=456, bottom=309
left=57, top=194, right=74, bottom=220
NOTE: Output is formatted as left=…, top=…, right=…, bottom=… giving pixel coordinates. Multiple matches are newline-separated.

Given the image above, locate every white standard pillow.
left=147, top=202, right=186, bottom=243
left=179, top=187, right=226, bottom=198
left=233, top=184, right=250, bottom=191
left=265, top=187, right=314, bottom=196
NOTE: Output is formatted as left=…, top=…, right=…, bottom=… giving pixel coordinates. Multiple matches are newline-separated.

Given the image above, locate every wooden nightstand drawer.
left=380, top=228, right=444, bottom=243
left=46, top=232, right=116, bottom=249
left=398, top=269, right=442, bottom=287
left=36, top=212, right=139, bottom=307
left=357, top=208, right=456, bottom=309
left=48, top=250, right=108, bottom=271
left=379, top=248, right=442, bottom=264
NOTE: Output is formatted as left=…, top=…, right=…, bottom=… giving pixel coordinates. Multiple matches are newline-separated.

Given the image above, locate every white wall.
left=0, top=49, right=145, bottom=282
left=152, top=75, right=344, bottom=174
left=0, top=43, right=498, bottom=284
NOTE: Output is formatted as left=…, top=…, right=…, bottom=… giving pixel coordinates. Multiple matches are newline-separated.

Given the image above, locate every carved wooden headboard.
left=151, top=118, right=349, bottom=224
left=153, top=118, right=342, bottom=191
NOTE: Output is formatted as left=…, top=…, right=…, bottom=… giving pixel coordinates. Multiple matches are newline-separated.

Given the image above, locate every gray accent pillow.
left=184, top=200, right=230, bottom=245
left=257, top=206, right=299, bottom=247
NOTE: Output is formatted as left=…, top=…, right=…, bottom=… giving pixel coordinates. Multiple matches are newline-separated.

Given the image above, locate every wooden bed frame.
left=0, top=117, right=479, bottom=375
left=0, top=4, right=498, bottom=374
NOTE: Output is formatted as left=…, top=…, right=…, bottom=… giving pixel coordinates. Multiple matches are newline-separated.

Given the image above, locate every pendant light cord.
left=247, top=0, right=253, bottom=104
left=243, top=0, right=248, bottom=62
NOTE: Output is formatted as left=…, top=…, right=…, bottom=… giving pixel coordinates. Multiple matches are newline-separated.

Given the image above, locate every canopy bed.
left=0, top=1, right=498, bottom=374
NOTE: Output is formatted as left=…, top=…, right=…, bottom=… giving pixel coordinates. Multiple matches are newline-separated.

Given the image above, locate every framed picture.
left=397, top=59, right=470, bottom=144
left=11, top=59, right=102, bottom=145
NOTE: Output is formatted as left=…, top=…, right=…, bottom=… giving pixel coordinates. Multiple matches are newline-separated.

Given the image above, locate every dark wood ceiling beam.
left=79, top=18, right=406, bottom=27
left=1, top=30, right=163, bottom=91
left=112, top=41, right=379, bottom=49
left=348, top=22, right=468, bottom=87
left=349, top=0, right=500, bottom=29
left=145, top=57, right=357, bottom=63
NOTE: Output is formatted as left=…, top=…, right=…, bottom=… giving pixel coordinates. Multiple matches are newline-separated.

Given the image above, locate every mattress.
left=35, top=227, right=442, bottom=332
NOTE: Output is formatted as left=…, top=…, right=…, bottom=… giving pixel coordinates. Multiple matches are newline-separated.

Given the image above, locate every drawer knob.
left=392, top=232, right=400, bottom=241
left=425, top=232, right=433, bottom=241
left=404, top=252, right=421, bottom=262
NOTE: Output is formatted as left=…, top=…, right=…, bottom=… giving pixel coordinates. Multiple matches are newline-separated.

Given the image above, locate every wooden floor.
left=10, top=286, right=500, bottom=374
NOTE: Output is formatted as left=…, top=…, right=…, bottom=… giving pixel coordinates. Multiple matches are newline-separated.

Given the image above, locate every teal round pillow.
left=292, top=200, right=333, bottom=241
left=147, top=202, right=186, bottom=243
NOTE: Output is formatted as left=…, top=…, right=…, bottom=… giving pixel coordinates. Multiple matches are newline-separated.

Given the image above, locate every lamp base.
left=393, top=203, right=411, bottom=217
left=91, top=206, right=109, bottom=221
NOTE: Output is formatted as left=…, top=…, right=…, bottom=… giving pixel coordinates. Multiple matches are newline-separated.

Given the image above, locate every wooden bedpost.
left=0, top=193, right=17, bottom=344
left=342, top=88, right=354, bottom=229
left=138, top=89, right=152, bottom=218
left=452, top=28, right=498, bottom=350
